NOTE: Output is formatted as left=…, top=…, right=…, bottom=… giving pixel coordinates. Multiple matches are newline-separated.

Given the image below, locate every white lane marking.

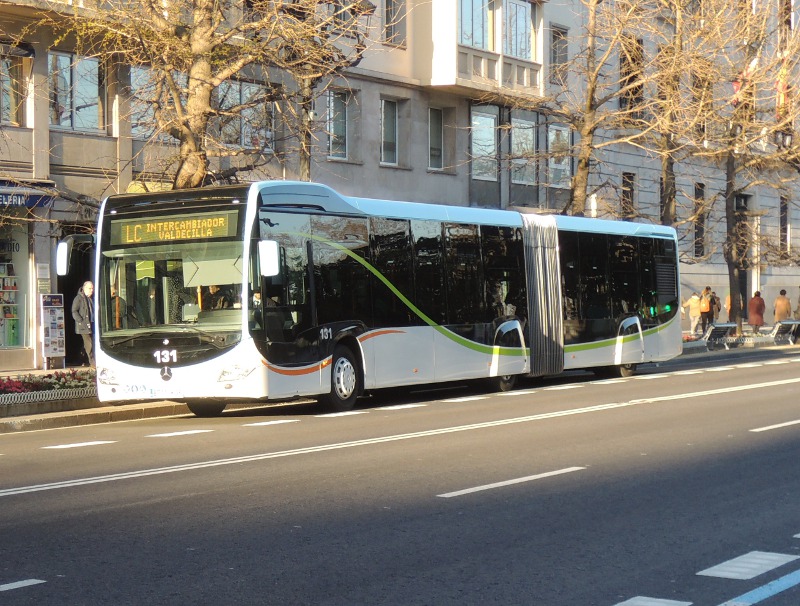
left=764, top=360, right=790, bottom=365
left=497, top=390, right=538, bottom=396
left=440, top=396, right=488, bottom=403
left=145, top=430, right=214, bottom=438
left=614, top=598, right=692, bottom=606
left=697, top=551, right=800, bottom=580
left=243, top=420, right=300, bottom=427
left=672, top=370, right=704, bottom=375
left=315, top=411, right=369, bottom=417
left=0, top=579, right=46, bottom=591
left=542, top=385, right=582, bottom=391
left=750, top=419, right=800, bottom=433
left=734, top=363, right=762, bottom=368
left=6, top=376, right=800, bottom=498
left=593, top=378, right=629, bottom=384
left=795, top=533, right=800, bottom=539
left=42, top=441, right=116, bottom=450
left=790, top=358, right=800, bottom=363
left=437, top=467, right=585, bottom=498
left=633, top=374, right=668, bottom=380
left=706, top=366, right=735, bottom=372
left=375, top=404, right=427, bottom=410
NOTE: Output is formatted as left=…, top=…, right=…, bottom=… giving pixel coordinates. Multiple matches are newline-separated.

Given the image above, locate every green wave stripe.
left=563, top=315, right=679, bottom=353
left=303, top=232, right=528, bottom=357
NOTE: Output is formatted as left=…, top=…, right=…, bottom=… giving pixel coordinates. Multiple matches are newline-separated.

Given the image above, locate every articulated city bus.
left=69, top=181, right=681, bottom=416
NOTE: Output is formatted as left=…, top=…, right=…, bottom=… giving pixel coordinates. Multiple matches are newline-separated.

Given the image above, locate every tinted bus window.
left=411, top=220, right=446, bottom=325
left=311, top=216, right=371, bottom=326
left=444, top=223, right=483, bottom=324
left=370, top=218, right=413, bottom=326
left=609, top=235, right=639, bottom=319
left=580, top=233, right=611, bottom=319
left=481, top=226, right=526, bottom=321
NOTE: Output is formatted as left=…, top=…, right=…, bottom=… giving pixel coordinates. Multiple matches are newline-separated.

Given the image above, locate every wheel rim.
left=332, top=356, right=357, bottom=400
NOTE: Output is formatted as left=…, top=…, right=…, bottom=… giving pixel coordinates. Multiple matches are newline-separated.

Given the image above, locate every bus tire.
left=186, top=400, right=227, bottom=417
left=495, top=374, right=517, bottom=392
left=594, top=363, right=637, bottom=379
left=323, top=346, right=360, bottom=411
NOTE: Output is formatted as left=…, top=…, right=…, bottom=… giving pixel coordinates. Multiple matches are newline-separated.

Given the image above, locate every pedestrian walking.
left=699, top=286, right=714, bottom=335
left=774, top=289, right=792, bottom=323
left=72, top=280, right=95, bottom=366
left=748, top=290, right=766, bottom=335
left=682, top=292, right=702, bottom=335
left=711, top=291, right=721, bottom=322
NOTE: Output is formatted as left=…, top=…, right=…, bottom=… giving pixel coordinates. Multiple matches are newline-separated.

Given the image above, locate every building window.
left=735, top=193, right=750, bottom=212
left=471, top=111, right=497, bottom=181
left=511, top=118, right=535, bottom=185
left=429, top=107, right=444, bottom=170
left=459, top=0, right=492, bottom=50
left=0, top=55, right=23, bottom=125
left=550, top=26, right=568, bottom=85
left=780, top=196, right=790, bottom=257
left=504, top=0, right=532, bottom=60
left=381, top=99, right=398, bottom=165
left=385, top=0, right=406, bottom=44
left=49, top=53, right=105, bottom=130
left=213, top=80, right=275, bottom=150
left=328, top=90, right=348, bottom=159
left=619, top=37, right=644, bottom=113
left=621, top=172, right=636, bottom=218
left=694, top=183, right=706, bottom=258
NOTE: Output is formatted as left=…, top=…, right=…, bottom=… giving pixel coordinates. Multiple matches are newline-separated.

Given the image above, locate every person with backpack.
left=699, top=286, right=714, bottom=335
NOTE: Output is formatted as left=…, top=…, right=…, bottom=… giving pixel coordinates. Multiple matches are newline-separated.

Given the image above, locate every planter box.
left=0, top=387, right=99, bottom=418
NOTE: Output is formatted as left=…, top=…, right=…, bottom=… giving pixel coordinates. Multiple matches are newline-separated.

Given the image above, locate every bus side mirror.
left=56, top=234, right=95, bottom=276
left=258, top=240, right=280, bottom=277
left=56, top=240, right=73, bottom=276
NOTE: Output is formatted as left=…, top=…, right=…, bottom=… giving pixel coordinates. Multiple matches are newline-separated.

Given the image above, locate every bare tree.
left=33, top=0, right=376, bottom=189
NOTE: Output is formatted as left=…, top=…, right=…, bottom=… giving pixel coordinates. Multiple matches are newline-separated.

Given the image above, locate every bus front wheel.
left=323, top=346, right=360, bottom=411
left=186, top=400, right=227, bottom=417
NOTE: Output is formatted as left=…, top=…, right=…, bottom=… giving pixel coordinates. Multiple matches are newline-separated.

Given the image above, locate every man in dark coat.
left=72, top=280, right=95, bottom=366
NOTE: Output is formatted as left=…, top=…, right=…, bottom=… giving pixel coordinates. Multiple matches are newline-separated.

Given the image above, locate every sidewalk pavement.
left=0, top=333, right=797, bottom=434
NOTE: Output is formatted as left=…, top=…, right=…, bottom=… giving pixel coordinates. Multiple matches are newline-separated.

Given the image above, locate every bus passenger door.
left=614, top=314, right=645, bottom=366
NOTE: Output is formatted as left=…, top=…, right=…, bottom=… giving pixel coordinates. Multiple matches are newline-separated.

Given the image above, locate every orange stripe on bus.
left=263, top=358, right=332, bottom=376
left=358, top=329, right=405, bottom=342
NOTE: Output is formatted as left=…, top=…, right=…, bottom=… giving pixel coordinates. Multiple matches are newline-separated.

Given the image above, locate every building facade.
left=0, top=0, right=798, bottom=369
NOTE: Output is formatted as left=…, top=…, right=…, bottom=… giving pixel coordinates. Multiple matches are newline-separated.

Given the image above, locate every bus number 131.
left=153, top=349, right=177, bottom=364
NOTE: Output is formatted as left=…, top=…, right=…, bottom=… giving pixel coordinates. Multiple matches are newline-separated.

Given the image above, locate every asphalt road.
left=2, top=352, right=800, bottom=605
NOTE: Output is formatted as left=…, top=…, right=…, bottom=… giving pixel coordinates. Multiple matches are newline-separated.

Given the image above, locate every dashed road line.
left=375, top=404, right=427, bottom=410
left=315, top=411, right=369, bottom=417
left=42, top=441, right=116, bottom=449
left=697, top=551, right=799, bottom=580
left=543, top=385, right=582, bottom=390
left=145, top=430, right=214, bottom=438
left=614, top=598, right=691, bottom=606
left=440, top=396, right=489, bottom=403
left=437, top=467, right=585, bottom=498
left=243, top=420, right=300, bottom=427
left=706, top=367, right=735, bottom=372
left=0, top=579, right=46, bottom=591
left=750, top=419, right=800, bottom=433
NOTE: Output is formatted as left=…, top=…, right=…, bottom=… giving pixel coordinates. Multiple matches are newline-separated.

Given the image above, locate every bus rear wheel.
left=322, top=346, right=360, bottom=412
left=595, top=363, right=637, bottom=378
left=186, top=400, right=227, bottom=417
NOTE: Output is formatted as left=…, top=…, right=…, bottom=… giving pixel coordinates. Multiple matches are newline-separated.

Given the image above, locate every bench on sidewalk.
left=768, top=319, right=800, bottom=345
left=702, top=323, right=737, bottom=350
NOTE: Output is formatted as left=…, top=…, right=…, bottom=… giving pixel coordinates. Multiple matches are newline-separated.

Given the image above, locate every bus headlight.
left=97, top=368, right=118, bottom=385
left=218, top=365, right=255, bottom=382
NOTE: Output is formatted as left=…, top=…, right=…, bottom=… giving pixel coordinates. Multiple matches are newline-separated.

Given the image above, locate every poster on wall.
left=548, top=125, right=571, bottom=189
left=41, top=294, right=66, bottom=358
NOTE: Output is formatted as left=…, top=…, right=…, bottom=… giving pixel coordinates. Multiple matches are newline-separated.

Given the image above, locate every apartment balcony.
left=455, top=46, right=540, bottom=96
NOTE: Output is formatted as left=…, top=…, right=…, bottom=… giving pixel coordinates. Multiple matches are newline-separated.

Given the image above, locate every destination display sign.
left=109, top=210, right=239, bottom=245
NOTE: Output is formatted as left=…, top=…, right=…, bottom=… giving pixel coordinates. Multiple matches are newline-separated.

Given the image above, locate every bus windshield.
left=99, top=239, right=244, bottom=334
